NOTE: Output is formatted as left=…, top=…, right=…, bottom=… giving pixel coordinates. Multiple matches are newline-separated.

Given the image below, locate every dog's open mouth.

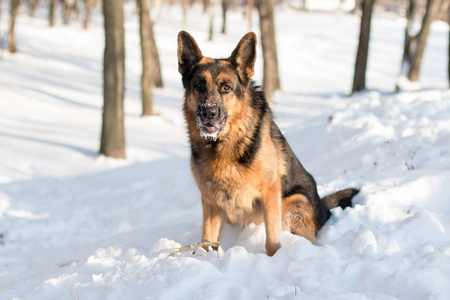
left=197, top=117, right=227, bottom=140
left=203, top=122, right=217, bottom=132
left=196, top=103, right=227, bottom=140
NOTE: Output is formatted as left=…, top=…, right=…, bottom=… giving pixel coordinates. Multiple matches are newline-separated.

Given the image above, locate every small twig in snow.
left=168, top=240, right=220, bottom=257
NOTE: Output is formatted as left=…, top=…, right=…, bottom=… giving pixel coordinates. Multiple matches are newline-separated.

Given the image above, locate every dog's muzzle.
left=196, top=103, right=227, bottom=139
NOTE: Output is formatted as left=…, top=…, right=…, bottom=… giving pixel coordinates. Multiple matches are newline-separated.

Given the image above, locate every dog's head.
left=177, top=31, right=256, bottom=140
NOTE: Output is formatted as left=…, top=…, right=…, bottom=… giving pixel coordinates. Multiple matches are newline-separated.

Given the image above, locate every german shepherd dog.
left=177, top=31, right=358, bottom=256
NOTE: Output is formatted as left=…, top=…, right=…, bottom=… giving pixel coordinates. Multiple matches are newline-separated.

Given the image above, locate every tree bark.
left=257, top=0, right=280, bottom=104
left=138, top=0, right=163, bottom=88
left=301, top=0, right=307, bottom=10
left=9, top=0, right=19, bottom=53
left=100, top=0, right=126, bottom=159
left=208, top=6, right=214, bottom=41
left=245, top=0, right=254, bottom=31
left=351, top=0, right=374, bottom=93
left=62, top=1, right=70, bottom=24
left=436, top=0, right=449, bottom=20
left=221, top=0, right=229, bottom=34
left=83, top=0, right=95, bottom=29
left=149, top=21, right=163, bottom=88
left=138, top=0, right=155, bottom=116
left=49, top=0, right=57, bottom=27
left=29, top=0, right=39, bottom=17
left=182, top=0, right=188, bottom=22
left=408, top=0, right=442, bottom=82
left=396, top=0, right=416, bottom=90
left=202, top=0, right=210, bottom=13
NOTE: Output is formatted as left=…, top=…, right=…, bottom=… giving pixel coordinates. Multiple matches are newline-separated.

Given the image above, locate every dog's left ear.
left=230, top=32, right=257, bottom=86
left=178, top=31, right=203, bottom=77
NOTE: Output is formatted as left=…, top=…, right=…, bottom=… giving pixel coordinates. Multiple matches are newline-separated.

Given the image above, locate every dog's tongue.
left=204, top=122, right=216, bottom=131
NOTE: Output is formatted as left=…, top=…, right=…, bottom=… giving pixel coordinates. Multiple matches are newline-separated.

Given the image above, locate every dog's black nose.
left=199, top=104, right=219, bottom=120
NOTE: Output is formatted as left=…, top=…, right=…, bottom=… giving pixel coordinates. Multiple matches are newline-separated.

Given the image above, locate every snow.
left=1, top=2, right=449, bottom=299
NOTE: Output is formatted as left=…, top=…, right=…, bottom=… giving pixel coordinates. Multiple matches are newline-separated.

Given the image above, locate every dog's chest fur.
left=192, top=156, right=265, bottom=226
left=190, top=124, right=285, bottom=226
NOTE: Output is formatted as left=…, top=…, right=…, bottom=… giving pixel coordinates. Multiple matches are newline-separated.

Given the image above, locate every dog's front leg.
left=201, top=195, right=223, bottom=252
left=262, top=183, right=282, bottom=256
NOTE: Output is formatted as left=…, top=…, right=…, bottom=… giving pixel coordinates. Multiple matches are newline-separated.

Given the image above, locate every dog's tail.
left=322, top=188, right=359, bottom=210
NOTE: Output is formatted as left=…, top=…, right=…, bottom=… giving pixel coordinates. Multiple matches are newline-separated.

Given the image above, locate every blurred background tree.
left=84, top=0, right=96, bottom=29
left=8, top=0, right=19, bottom=53
left=407, top=0, right=449, bottom=83
left=257, top=0, right=280, bottom=103
left=3, top=0, right=449, bottom=158
left=138, top=0, right=163, bottom=116
left=49, top=0, right=57, bottom=27
left=100, top=0, right=126, bottom=159
left=352, top=0, right=375, bottom=93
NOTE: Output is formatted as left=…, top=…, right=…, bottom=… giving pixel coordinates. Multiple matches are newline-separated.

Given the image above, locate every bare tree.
left=83, top=0, right=96, bottom=29
left=137, top=0, right=162, bottom=116
left=351, top=0, right=375, bottom=93
left=0, top=1, right=2, bottom=56
left=9, top=0, right=20, bottom=53
left=256, top=0, right=280, bottom=103
left=396, top=0, right=449, bottom=89
left=221, top=0, right=229, bottom=34
left=100, top=0, right=126, bottom=159
left=146, top=2, right=163, bottom=88
left=202, top=0, right=210, bottom=13
left=396, top=0, right=416, bottom=91
left=182, top=0, right=189, bottom=22
left=408, top=0, right=449, bottom=83
left=49, top=0, right=57, bottom=27
left=207, top=4, right=214, bottom=41
left=244, top=0, right=254, bottom=31
left=29, top=0, right=39, bottom=17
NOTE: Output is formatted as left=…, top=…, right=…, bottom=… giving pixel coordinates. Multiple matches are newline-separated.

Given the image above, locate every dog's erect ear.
left=230, top=32, right=257, bottom=86
left=177, top=31, right=203, bottom=77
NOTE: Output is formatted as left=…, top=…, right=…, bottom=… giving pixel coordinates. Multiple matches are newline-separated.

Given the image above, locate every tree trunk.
left=29, top=0, right=39, bottom=17
left=149, top=21, right=163, bottom=88
left=62, top=1, right=71, bottom=25
left=83, top=0, right=95, bottom=29
left=351, top=0, right=374, bottom=93
left=202, top=0, right=210, bottom=13
left=138, top=0, right=155, bottom=116
left=9, top=0, right=19, bottom=53
left=257, top=0, right=280, bottom=104
left=208, top=6, right=214, bottom=41
left=437, top=0, right=449, bottom=20
left=100, top=0, right=126, bottom=159
left=182, top=0, right=188, bottom=22
left=49, top=0, right=57, bottom=27
left=301, top=0, right=307, bottom=10
left=138, top=0, right=163, bottom=88
left=221, top=0, right=229, bottom=34
left=408, top=0, right=442, bottom=82
left=448, top=6, right=450, bottom=87
left=396, top=0, right=416, bottom=91
left=245, top=0, right=254, bottom=31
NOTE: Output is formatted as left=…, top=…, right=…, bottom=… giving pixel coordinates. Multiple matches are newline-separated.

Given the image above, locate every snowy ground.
left=1, top=2, right=449, bottom=300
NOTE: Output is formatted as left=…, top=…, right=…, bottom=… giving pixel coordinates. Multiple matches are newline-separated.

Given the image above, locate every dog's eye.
left=195, top=82, right=205, bottom=91
left=222, top=84, right=232, bottom=92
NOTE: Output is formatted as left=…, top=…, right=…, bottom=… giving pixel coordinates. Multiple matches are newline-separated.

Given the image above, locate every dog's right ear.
left=177, top=31, right=203, bottom=77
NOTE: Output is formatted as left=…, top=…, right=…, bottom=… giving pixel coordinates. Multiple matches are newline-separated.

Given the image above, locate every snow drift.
left=0, top=3, right=449, bottom=300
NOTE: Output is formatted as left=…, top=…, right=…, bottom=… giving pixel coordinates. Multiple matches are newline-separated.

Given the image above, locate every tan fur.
left=282, top=194, right=318, bottom=244
left=186, top=85, right=289, bottom=255
left=176, top=31, right=355, bottom=257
